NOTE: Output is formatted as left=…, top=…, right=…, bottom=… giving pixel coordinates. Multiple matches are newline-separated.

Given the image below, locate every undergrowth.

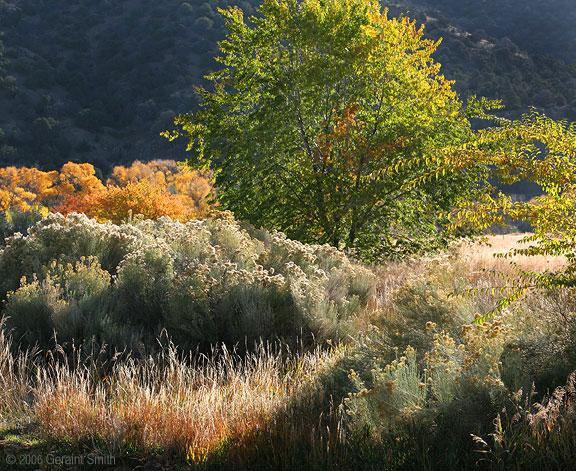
left=0, top=218, right=575, bottom=469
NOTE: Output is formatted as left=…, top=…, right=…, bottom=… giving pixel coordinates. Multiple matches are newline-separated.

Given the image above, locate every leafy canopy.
left=169, top=0, right=492, bottom=259
left=447, top=112, right=576, bottom=311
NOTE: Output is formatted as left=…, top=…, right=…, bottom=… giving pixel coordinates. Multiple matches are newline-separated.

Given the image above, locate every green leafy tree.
left=168, top=0, right=492, bottom=258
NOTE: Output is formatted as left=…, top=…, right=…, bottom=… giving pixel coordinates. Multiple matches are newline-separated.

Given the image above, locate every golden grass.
left=0, top=335, right=343, bottom=462
left=0, top=327, right=32, bottom=419
left=458, top=233, right=566, bottom=274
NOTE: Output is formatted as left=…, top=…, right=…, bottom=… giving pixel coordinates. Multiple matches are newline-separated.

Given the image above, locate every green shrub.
left=344, top=316, right=509, bottom=440
left=3, top=257, right=111, bottom=350
left=0, top=208, right=43, bottom=244
left=382, top=257, right=479, bottom=354
left=0, top=213, right=143, bottom=298
left=0, top=213, right=378, bottom=353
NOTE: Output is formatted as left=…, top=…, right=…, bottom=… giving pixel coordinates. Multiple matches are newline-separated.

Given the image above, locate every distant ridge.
left=0, top=0, right=574, bottom=186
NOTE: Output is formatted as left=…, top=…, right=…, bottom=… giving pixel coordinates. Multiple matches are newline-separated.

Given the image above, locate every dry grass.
left=38, top=346, right=339, bottom=460
left=0, top=325, right=33, bottom=420
left=0, top=330, right=344, bottom=464
left=458, top=233, right=566, bottom=274
left=369, top=258, right=432, bottom=320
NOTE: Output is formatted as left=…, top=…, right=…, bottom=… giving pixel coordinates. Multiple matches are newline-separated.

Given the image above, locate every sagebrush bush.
left=333, top=246, right=576, bottom=469
left=0, top=213, right=143, bottom=299
left=0, top=213, right=377, bottom=353
left=0, top=208, right=44, bottom=245
left=345, top=317, right=508, bottom=434
left=4, top=257, right=112, bottom=350
left=346, top=346, right=427, bottom=432
left=364, top=250, right=488, bottom=362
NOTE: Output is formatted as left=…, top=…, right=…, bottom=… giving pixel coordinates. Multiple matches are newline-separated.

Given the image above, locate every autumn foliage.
left=107, top=160, right=213, bottom=219
left=0, top=160, right=213, bottom=223
left=60, top=180, right=192, bottom=223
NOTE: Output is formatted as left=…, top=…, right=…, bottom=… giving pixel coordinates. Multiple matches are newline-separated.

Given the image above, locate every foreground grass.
left=0, top=337, right=351, bottom=470
left=1, top=234, right=575, bottom=469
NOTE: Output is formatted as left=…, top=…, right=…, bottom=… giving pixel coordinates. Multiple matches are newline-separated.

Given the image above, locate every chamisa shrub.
left=0, top=213, right=377, bottom=353
left=4, top=257, right=111, bottom=350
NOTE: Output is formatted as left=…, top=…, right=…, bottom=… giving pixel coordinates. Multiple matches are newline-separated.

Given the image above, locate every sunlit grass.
left=0, top=234, right=575, bottom=469
left=460, top=233, right=566, bottom=273
left=1, top=328, right=346, bottom=465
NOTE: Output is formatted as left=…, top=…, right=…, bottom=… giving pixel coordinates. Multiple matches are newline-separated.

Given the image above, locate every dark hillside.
left=406, top=0, right=576, bottom=63
left=0, top=0, right=574, bottom=178
left=385, top=2, right=576, bottom=119
left=0, top=0, right=260, bottom=170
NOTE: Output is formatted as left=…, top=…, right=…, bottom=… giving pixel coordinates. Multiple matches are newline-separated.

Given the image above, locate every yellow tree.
left=0, top=166, right=59, bottom=211
left=53, top=162, right=105, bottom=200
left=0, top=161, right=211, bottom=223
left=68, top=180, right=190, bottom=223
left=109, top=160, right=213, bottom=218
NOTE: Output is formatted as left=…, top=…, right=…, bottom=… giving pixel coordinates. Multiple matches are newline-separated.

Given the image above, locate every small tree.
left=55, top=180, right=191, bottom=224
left=168, top=0, right=492, bottom=259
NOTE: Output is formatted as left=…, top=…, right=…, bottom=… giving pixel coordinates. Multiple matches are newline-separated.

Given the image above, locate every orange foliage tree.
left=108, top=160, right=213, bottom=218
left=64, top=180, right=190, bottom=223
left=1, top=160, right=214, bottom=223
left=0, top=162, right=107, bottom=212
left=53, top=162, right=105, bottom=199
left=0, top=166, right=59, bottom=211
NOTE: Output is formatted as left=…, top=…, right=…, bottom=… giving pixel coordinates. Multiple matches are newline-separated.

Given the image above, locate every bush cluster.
left=0, top=212, right=376, bottom=353
left=1, top=229, right=576, bottom=468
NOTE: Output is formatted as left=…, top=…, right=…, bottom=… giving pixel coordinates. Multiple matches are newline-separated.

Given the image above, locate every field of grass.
left=461, top=233, right=566, bottom=272
left=0, top=223, right=575, bottom=470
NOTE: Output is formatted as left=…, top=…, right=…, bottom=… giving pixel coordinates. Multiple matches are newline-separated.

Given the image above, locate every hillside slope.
left=0, top=0, right=260, bottom=170
left=0, top=0, right=574, bottom=173
left=406, top=0, right=576, bottom=63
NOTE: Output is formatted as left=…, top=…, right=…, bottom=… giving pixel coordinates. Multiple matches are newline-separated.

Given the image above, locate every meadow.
left=0, top=213, right=574, bottom=470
